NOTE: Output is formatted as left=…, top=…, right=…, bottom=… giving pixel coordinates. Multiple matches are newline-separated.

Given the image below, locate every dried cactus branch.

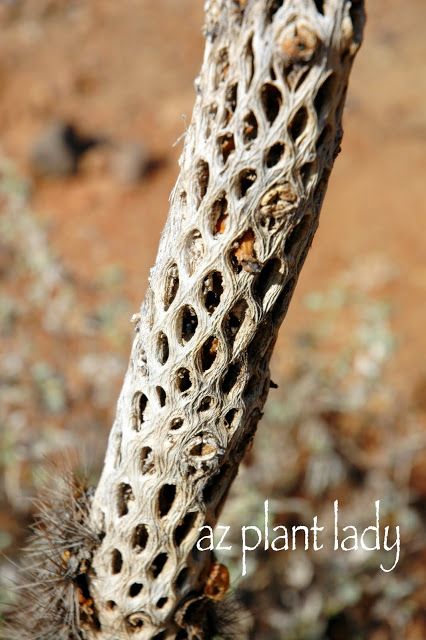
left=86, top=2, right=363, bottom=639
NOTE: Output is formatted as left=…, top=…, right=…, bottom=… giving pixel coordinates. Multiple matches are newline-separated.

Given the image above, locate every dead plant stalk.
left=78, top=2, right=364, bottom=638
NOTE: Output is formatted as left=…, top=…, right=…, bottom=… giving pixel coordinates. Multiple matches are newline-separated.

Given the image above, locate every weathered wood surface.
left=88, top=2, right=365, bottom=637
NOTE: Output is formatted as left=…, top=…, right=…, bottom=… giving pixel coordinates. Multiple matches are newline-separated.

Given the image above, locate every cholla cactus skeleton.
left=9, top=2, right=365, bottom=639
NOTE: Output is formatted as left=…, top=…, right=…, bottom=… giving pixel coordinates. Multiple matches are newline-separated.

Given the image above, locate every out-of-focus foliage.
left=0, top=159, right=128, bottom=612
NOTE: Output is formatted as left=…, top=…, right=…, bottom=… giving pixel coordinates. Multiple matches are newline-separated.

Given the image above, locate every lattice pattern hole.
left=210, top=195, right=228, bottom=236
left=150, top=553, right=168, bottom=578
left=199, top=336, right=219, bottom=372
left=129, top=583, right=143, bottom=598
left=111, top=549, right=123, bottom=575
left=156, top=332, right=169, bottom=365
left=265, top=142, right=285, bottom=167
left=174, top=512, right=198, bottom=547
left=163, top=263, right=179, bottom=310
left=236, top=169, right=257, bottom=199
left=117, top=482, right=134, bottom=517
left=178, top=306, right=198, bottom=344
left=217, top=132, right=235, bottom=164
left=261, top=83, right=282, bottom=124
left=184, top=229, right=204, bottom=276
left=156, top=386, right=166, bottom=407
left=140, top=447, right=154, bottom=474
left=202, top=271, right=223, bottom=314
left=195, top=160, right=210, bottom=205
left=289, top=105, right=308, bottom=141
left=158, top=484, right=177, bottom=517
left=221, top=361, right=242, bottom=394
left=242, top=111, right=258, bottom=143
left=132, top=524, right=149, bottom=551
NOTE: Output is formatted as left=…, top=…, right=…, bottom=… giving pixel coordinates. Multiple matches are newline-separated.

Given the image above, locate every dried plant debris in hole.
left=199, top=336, right=219, bottom=372
left=202, top=271, right=223, bottom=313
left=140, top=446, right=154, bottom=474
left=280, top=24, right=320, bottom=89
left=223, top=82, right=238, bottom=124
left=204, top=562, right=230, bottom=601
left=259, top=182, right=298, bottom=230
left=223, top=299, right=247, bottom=343
left=163, top=263, right=179, bottom=310
left=236, top=168, right=257, bottom=198
left=179, top=305, right=198, bottom=343
left=230, top=228, right=260, bottom=273
left=195, top=159, right=209, bottom=204
left=176, top=367, right=192, bottom=393
left=217, top=132, right=235, bottom=164
left=242, top=111, right=258, bottom=143
left=189, top=432, right=217, bottom=459
left=210, top=195, right=228, bottom=235
left=185, top=229, right=204, bottom=275
left=2, top=467, right=102, bottom=640
left=199, top=396, right=213, bottom=411
left=157, top=331, right=169, bottom=365
left=132, top=524, right=149, bottom=551
left=204, top=102, right=218, bottom=138
left=243, top=35, right=255, bottom=89
left=117, top=482, right=134, bottom=516
left=215, top=48, right=229, bottom=89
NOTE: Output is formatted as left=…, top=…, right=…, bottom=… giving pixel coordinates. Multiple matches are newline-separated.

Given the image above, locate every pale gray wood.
left=88, top=1, right=365, bottom=637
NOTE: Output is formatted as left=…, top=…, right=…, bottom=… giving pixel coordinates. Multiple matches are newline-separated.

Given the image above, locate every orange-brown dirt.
left=0, top=0, right=425, bottom=396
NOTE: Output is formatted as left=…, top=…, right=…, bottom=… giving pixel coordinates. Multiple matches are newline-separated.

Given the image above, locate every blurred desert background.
left=0, top=1, right=425, bottom=638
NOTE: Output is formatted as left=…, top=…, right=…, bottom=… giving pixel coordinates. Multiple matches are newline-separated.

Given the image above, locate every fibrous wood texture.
left=87, top=1, right=365, bottom=638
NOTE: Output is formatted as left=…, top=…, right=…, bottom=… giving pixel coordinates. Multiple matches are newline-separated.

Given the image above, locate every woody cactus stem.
left=88, top=1, right=364, bottom=638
